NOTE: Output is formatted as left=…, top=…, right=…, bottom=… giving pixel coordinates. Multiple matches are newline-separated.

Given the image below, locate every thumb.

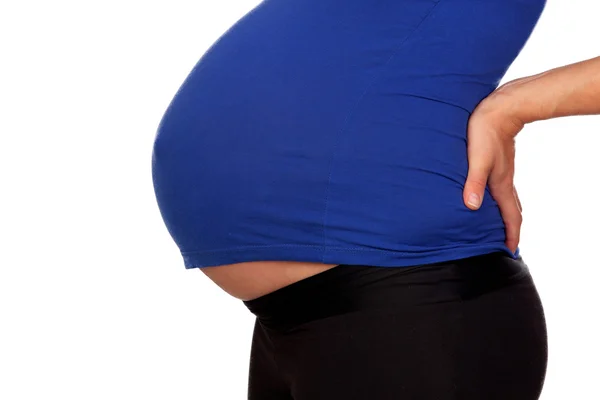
left=463, top=153, right=493, bottom=210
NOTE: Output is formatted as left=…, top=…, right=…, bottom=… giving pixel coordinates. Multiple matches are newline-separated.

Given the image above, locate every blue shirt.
left=152, top=0, right=547, bottom=269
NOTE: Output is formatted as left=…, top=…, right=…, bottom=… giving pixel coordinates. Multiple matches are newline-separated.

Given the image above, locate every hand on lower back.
left=463, top=84, right=526, bottom=254
left=464, top=57, right=600, bottom=252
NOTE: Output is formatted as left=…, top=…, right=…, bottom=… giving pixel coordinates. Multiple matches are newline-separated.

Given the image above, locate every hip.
left=245, top=251, right=548, bottom=399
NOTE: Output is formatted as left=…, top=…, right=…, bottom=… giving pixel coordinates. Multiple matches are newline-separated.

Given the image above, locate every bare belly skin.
left=199, top=261, right=339, bottom=301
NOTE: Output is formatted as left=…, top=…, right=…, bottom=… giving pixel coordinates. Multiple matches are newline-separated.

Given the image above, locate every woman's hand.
left=462, top=84, right=527, bottom=254
left=463, top=56, right=600, bottom=253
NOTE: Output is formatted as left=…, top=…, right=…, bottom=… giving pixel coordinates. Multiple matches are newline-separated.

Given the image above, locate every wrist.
left=470, top=89, right=526, bottom=140
left=495, top=73, right=551, bottom=124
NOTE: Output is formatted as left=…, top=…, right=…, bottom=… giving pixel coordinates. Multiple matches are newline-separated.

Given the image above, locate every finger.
left=463, top=154, right=493, bottom=210
left=490, top=181, right=522, bottom=253
left=513, top=184, right=522, bottom=213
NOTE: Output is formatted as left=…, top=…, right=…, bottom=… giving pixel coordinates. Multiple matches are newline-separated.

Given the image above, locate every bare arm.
left=497, top=55, right=600, bottom=124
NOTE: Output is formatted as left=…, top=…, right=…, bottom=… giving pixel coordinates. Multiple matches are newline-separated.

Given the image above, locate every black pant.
left=243, top=252, right=548, bottom=399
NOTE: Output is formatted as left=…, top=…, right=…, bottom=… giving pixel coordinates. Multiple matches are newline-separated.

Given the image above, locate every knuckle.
left=489, top=177, right=513, bottom=192
left=467, top=176, right=488, bottom=189
left=505, top=214, right=523, bottom=230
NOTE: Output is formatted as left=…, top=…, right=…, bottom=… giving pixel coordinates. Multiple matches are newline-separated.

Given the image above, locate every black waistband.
left=243, top=251, right=530, bottom=331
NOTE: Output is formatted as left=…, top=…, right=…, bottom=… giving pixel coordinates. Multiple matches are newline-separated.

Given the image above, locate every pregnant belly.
left=151, top=0, right=542, bottom=298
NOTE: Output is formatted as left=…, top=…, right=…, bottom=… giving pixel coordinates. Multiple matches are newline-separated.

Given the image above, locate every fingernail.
left=467, top=193, right=480, bottom=208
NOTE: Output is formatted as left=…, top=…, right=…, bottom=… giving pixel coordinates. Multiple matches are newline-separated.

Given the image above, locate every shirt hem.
left=181, top=243, right=519, bottom=269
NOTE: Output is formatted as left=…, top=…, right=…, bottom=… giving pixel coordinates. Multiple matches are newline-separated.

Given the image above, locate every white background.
left=1, top=1, right=599, bottom=399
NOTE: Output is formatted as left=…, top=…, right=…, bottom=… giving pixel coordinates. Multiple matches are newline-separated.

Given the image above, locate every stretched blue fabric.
left=151, top=0, right=547, bottom=269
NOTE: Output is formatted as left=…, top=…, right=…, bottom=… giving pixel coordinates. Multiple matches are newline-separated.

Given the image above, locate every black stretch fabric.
left=243, top=251, right=548, bottom=399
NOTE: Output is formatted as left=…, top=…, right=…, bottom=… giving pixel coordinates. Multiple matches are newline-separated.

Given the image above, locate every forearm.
left=499, top=55, right=600, bottom=124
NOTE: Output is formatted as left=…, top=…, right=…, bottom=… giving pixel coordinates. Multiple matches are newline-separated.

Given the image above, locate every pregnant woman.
left=150, top=0, right=591, bottom=398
